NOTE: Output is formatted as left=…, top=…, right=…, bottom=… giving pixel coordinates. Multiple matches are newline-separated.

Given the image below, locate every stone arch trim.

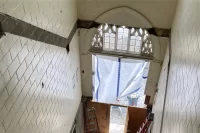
left=95, top=7, right=153, bottom=28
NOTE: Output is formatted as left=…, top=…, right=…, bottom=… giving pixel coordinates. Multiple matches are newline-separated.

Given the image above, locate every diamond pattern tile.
left=0, top=0, right=80, bottom=132
left=0, top=33, right=81, bottom=133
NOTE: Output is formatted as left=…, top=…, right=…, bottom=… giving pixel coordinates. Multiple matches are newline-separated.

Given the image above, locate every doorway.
left=85, top=101, right=148, bottom=133
left=92, top=55, right=150, bottom=107
left=109, top=106, right=128, bottom=133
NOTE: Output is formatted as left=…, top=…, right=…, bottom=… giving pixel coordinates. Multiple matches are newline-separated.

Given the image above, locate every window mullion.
left=103, top=32, right=105, bottom=50
left=115, top=27, right=118, bottom=51
left=91, top=24, right=153, bottom=59
left=127, top=28, right=131, bottom=52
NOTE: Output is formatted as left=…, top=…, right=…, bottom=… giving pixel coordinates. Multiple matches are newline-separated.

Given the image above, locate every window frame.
left=90, top=24, right=154, bottom=60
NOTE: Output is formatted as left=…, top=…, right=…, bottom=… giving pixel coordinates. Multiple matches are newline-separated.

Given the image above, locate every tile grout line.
left=0, top=1, right=81, bottom=132
left=4, top=46, right=62, bottom=132
left=0, top=22, right=57, bottom=113
left=0, top=4, right=65, bottom=87
left=0, top=18, right=52, bottom=97
left=20, top=50, right=66, bottom=132
left=1, top=38, right=51, bottom=123
left=2, top=43, right=59, bottom=131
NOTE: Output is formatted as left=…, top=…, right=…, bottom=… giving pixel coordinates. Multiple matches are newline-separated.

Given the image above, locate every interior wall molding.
left=77, top=19, right=170, bottom=37
left=0, top=13, right=77, bottom=50
left=95, top=6, right=153, bottom=28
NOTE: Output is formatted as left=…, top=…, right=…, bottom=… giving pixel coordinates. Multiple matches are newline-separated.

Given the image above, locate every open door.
left=85, top=101, right=147, bottom=133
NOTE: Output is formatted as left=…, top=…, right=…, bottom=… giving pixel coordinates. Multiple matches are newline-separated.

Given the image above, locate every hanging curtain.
left=92, top=55, right=149, bottom=104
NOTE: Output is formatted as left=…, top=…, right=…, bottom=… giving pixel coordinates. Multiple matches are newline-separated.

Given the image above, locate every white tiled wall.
left=0, top=33, right=81, bottom=133
left=0, top=0, right=82, bottom=133
left=0, top=0, right=77, bottom=38
left=154, top=0, right=200, bottom=132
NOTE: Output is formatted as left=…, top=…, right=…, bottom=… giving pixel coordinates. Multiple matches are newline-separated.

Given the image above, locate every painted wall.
left=145, top=37, right=168, bottom=104
left=0, top=0, right=82, bottom=133
left=75, top=103, right=84, bottom=133
left=156, top=0, right=200, bottom=132
left=151, top=45, right=169, bottom=133
left=77, top=0, right=177, bottom=29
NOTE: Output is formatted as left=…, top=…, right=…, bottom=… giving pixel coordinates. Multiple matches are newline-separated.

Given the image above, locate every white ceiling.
left=77, top=0, right=177, bottom=28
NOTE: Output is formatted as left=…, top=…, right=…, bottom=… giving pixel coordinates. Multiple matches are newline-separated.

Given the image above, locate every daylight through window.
left=91, top=24, right=153, bottom=56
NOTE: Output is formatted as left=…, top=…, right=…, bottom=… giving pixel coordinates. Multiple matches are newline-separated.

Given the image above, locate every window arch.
left=91, top=24, right=153, bottom=58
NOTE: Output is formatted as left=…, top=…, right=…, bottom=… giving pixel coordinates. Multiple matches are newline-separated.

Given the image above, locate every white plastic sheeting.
left=92, top=55, right=149, bottom=104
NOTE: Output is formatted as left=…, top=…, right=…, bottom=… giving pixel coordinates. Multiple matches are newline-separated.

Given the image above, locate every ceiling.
left=77, top=0, right=177, bottom=29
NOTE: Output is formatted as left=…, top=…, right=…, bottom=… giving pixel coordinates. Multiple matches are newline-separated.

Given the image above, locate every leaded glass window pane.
left=117, top=27, right=129, bottom=51
left=103, top=29, right=115, bottom=50
left=91, top=24, right=153, bottom=57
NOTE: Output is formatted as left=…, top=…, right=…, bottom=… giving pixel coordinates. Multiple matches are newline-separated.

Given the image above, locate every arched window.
left=91, top=24, right=153, bottom=58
